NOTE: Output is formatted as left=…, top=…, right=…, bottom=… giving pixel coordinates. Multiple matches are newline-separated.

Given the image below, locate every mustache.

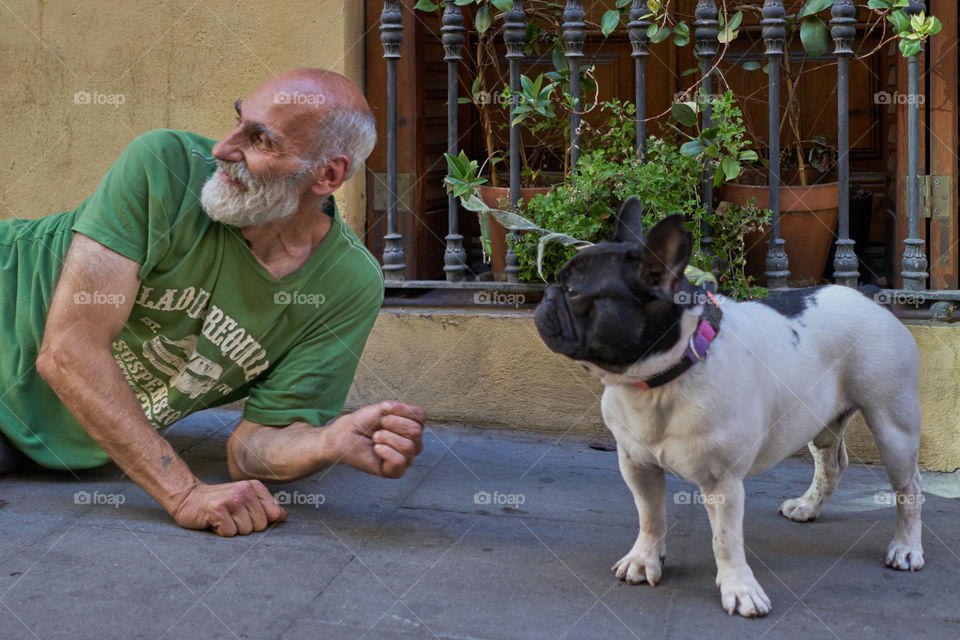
left=216, top=160, right=312, bottom=188
left=217, top=160, right=254, bottom=188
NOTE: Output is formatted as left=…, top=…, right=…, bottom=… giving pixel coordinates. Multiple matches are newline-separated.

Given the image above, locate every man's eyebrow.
left=232, top=99, right=281, bottom=148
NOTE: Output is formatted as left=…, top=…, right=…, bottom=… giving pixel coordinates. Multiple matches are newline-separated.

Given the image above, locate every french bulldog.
left=534, top=197, right=924, bottom=617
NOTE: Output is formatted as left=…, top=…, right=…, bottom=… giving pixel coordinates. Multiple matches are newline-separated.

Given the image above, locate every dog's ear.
left=637, top=214, right=692, bottom=298
left=613, top=196, right=645, bottom=244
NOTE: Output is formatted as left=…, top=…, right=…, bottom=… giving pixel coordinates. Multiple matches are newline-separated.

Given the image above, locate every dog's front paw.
left=716, top=571, right=771, bottom=617
left=612, top=548, right=664, bottom=586
left=885, top=541, right=924, bottom=571
left=778, top=497, right=819, bottom=522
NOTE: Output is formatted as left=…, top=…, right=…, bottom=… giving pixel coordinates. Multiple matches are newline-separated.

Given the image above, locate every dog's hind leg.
left=779, top=410, right=854, bottom=522
left=861, top=400, right=924, bottom=571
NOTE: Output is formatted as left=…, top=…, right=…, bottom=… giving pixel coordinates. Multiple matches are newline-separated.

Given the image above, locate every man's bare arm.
left=37, top=234, right=286, bottom=536
left=227, top=402, right=425, bottom=483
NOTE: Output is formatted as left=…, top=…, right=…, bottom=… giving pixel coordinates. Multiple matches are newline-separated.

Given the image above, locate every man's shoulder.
left=326, top=206, right=385, bottom=300
left=120, top=129, right=218, bottom=175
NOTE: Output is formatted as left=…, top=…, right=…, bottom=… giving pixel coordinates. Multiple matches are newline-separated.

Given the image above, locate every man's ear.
left=613, top=196, right=645, bottom=244
left=309, top=155, right=350, bottom=197
left=639, top=214, right=692, bottom=298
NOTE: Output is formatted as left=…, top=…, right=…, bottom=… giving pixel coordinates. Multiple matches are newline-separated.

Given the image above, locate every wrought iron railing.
left=375, top=0, right=960, bottom=321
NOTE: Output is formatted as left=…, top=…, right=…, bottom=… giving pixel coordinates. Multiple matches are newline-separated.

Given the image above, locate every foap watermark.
left=73, top=90, right=126, bottom=108
left=274, top=291, right=326, bottom=308
left=471, top=90, right=516, bottom=107
left=474, top=490, right=526, bottom=507
left=473, top=290, right=525, bottom=308
left=874, top=290, right=926, bottom=307
left=673, top=289, right=712, bottom=305
left=274, top=490, right=326, bottom=507
left=273, top=91, right=327, bottom=107
left=73, top=290, right=126, bottom=308
left=874, top=91, right=924, bottom=106
left=673, top=91, right=722, bottom=106
left=673, top=490, right=724, bottom=506
left=74, top=490, right=125, bottom=508
left=873, top=491, right=925, bottom=507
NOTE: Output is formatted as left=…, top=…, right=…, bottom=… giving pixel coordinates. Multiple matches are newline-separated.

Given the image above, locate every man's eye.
left=252, top=132, right=269, bottom=149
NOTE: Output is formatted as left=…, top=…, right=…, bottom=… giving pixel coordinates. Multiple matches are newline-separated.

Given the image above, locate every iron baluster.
left=442, top=0, right=468, bottom=281
left=762, top=0, right=789, bottom=289
left=381, top=0, right=405, bottom=280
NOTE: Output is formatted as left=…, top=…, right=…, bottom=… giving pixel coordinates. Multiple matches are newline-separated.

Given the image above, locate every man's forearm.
left=227, top=420, right=332, bottom=483
left=37, top=346, right=199, bottom=513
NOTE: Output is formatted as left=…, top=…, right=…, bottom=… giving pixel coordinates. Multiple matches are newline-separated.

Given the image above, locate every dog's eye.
left=564, top=285, right=578, bottom=297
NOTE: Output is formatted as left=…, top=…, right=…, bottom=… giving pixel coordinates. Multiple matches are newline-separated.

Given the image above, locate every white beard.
left=200, top=160, right=308, bottom=228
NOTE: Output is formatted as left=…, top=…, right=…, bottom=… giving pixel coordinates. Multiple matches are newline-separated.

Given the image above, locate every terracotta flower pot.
left=477, top=185, right=553, bottom=278
left=724, top=182, right=839, bottom=288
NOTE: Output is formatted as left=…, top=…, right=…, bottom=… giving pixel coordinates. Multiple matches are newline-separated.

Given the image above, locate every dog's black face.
left=534, top=199, right=693, bottom=372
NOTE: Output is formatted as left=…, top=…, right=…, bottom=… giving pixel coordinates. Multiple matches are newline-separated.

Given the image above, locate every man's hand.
left=171, top=480, right=288, bottom=537
left=327, top=402, right=425, bottom=478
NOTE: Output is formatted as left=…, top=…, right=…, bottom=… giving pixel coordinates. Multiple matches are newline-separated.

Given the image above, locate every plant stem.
left=782, top=54, right=807, bottom=186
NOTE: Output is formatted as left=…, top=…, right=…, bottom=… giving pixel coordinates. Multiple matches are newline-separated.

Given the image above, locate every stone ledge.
left=346, top=309, right=960, bottom=472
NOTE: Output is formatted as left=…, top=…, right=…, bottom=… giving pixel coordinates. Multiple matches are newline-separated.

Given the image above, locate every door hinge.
left=920, top=175, right=951, bottom=219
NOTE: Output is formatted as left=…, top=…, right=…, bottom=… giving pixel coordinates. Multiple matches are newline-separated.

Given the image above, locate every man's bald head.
left=249, top=68, right=376, bottom=180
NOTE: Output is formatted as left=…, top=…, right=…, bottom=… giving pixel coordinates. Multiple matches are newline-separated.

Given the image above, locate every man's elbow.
left=36, top=340, right=69, bottom=387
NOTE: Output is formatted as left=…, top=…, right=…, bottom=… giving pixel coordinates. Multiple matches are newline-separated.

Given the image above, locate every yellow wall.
left=0, top=0, right=368, bottom=232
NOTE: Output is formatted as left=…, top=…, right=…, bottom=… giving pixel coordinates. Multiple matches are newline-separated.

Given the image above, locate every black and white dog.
left=534, top=197, right=924, bottom=617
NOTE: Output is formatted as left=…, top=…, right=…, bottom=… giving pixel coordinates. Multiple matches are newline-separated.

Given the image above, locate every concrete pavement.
left=1, top=409, right=958, bottom=639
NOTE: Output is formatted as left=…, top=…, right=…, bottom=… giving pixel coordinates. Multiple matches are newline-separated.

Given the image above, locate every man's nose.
left=212, top=125, right=244, bottom=163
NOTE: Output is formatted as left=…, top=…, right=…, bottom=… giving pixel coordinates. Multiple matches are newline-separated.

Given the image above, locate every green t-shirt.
left=0, top=129, right=384, bottom=470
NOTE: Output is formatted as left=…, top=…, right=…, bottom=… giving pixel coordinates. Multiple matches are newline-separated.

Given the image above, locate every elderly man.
left=0, top=68, right=424, bottom=537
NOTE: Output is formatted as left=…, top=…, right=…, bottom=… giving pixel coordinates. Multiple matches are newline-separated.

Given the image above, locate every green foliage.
left=709, top=201, right=770, bottom=301
left=673, top=91, right=756, bottom=186
left=443, top=151, right=486, bottom=198
left=506, top=99, right=767, bottom=299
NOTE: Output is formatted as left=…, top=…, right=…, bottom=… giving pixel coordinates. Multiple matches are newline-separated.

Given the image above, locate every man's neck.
left=240, top=200, right=333, bottom=280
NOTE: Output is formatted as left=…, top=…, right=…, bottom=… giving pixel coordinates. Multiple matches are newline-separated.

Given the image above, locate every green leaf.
left=727, top=10, right=743, bottom=32
left=475, top=6, right=492, bottom=35
left=601, top=10, right=620, bottom=37
left=867, top=0, right=892, bottom=8
left=672, top=101, right=698, bottom=127
left=798, top=0, right=833, bottom=20
left=928, top=16, right=943, bottom=36
left=490, top=0, right=513, bottom=11
left=888, top=10, right=911, bottom=34
left=743, top=61, right=762, bottom=71
left=673, top=22, right=690, bottom=47
left=551, top=47, right=568, bottom=73
left=457, top=97, right=473, bottom=104
left=650, top=26, right=671, bottom=43
left=680, top=140, right=706, bottom=156
left=899, top=38, right=922, bottom=57
left=800, top=16, right=830, bottom=58
left=413, top=0, right=439, bottom=11
left=909, top=11, right=925, bottom=32
left=739, top=150, right=759, bottom=162
left=681, top=67, right=699, bottom=77
left=722, top=156, right=741, bottom=180
left=616, top=0, right=632, bottom=7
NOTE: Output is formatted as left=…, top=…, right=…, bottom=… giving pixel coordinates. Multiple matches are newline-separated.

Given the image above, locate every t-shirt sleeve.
left=71, top=129, right=188, bottom=280
left=241, top=278, right=384, bottom=427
